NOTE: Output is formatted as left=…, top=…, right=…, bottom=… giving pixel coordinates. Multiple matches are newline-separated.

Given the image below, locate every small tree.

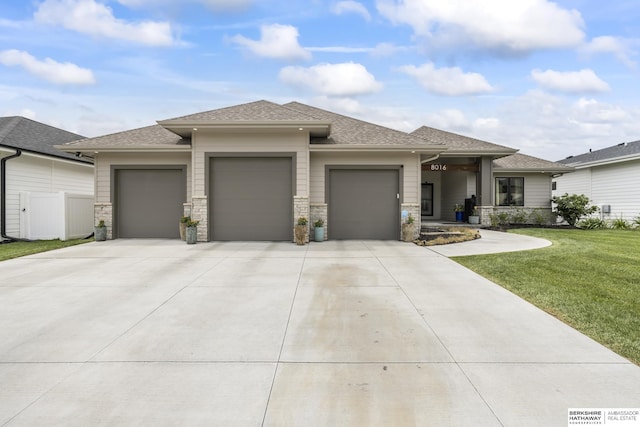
left=551, top=193, right=598, bottom=227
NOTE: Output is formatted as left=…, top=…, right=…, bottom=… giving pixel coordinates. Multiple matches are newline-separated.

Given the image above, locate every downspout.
left=1, top=148, right=23, bottom=242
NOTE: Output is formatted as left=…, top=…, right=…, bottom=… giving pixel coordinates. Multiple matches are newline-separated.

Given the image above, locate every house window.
left=496, top=177, right=524, bottom=206
left=552, top=181, right=557, bottom=191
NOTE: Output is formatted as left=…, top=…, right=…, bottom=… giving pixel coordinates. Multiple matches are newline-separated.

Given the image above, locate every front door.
left=421, top=183, right=434, bottom=218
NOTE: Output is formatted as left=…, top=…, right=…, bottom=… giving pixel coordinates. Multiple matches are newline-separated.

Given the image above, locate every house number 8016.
left=430, top=164, right=447, bottom=171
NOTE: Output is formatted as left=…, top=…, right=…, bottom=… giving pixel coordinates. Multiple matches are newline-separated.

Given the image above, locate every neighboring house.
left=0, top=117, right=94, bottom=241
left=553, top=140, right=640, bottom=221
left=57, top=100, right=571, bottom=241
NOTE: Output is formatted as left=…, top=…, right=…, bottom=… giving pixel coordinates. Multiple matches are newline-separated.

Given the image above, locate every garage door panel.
left=116, top=169, right=184, bottom=238
left=329, top=169, right=399, bottom=240
left=211, top=157, right=292, bottom=241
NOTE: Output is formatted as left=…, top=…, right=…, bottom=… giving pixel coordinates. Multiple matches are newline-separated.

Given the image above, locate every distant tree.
left=552, top=193, right=598, bottom=227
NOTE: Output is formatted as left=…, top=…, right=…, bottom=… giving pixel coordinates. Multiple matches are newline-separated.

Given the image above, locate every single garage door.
left=329, top=169, right=399, bottom=240
left=115, top=168, right=185, bottom=238
left=210, top=157, right=292, bottom=241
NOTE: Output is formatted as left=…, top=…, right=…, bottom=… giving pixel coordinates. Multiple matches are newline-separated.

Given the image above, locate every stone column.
left=94, top=203, right=113, bottom=240
left=401, top=203, right=421, bottom=240
left=293, top=196, right=310, bottom=243
left=191, top=196, right=208, bottom=242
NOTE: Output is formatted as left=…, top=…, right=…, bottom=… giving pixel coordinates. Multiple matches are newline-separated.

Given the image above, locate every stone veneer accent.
left=478, top=205, right=493, bottom=226
left=310, top=203, right=328, bottom=241
left=293, top=196, right=309, bottom=243
left=190, top=196, right=208, bottom=242
left=94, top=203, right=113, bottom=240
left=401, top=203, right=421, bottom=240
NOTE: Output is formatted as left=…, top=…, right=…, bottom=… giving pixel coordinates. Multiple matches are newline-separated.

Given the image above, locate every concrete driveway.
left=1, top=237, right=639, bottom=426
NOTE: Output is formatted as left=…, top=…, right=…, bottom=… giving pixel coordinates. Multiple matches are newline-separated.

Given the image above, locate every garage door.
left=329, top=169, right=399, bottom=240
left=210, top=157, right=292, bottom=241
left=115, top=169, right=185, bottom=238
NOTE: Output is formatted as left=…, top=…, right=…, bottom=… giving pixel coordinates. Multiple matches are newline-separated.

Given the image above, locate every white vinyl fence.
left=19, top=192, right=94, bottom=240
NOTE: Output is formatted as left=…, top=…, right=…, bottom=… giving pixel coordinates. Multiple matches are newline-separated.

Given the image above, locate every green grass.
left=0, top=238, right=92, bottom=261
left=453, top=229, right=640, bottom=365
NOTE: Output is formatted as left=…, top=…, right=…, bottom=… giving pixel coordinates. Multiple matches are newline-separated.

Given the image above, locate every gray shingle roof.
left=283, top=102, right=439, bottom=147
left=558, top=140, right=640, bottom=166
left=411, top=125, right=515, bottom=154
left=164, top=100, right=320, bottom=122
left=493, top=153, right=573, bottom=172
left=0, top=116, right=89, bottom=163
left=61, top=124, right=187, bottom=149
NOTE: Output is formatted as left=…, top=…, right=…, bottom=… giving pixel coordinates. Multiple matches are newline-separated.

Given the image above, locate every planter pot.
left=95, top=226, right=107, bottom=241
left=468, top=215, right=480, bottom=225
left=455, top=211, right=464, bottom=222
left=294, top=225, right=307, bottom=245
left=186, top=226, right=197, bottom=244
left=401, top=223, right=415, bottom=242
left=314, top=226, right=325, bottom=242
left=179, top=222, right=187, bottom=241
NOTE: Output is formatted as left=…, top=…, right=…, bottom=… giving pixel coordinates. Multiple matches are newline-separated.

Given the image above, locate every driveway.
left=1, top=238, right=638, bottom=426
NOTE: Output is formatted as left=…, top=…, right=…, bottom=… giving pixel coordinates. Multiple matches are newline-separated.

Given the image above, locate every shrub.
left=578, top=217, right=607, bottom=229
left=610, top=217, right=631, bottom=230
left=509, top=208, right=528, bottom=224
left=529, top=209, right=548, bottom=225
left=633, top=215, right=640, bottom=229
left=552, top=193, right=599, bottom=227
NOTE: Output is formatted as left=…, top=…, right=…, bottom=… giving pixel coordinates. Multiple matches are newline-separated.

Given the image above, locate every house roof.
left=410, top=125, right=516, bottom=156
left=158, top=100, right=331, bottom=138
left=283, top=102, right=442, bottom=149
left=59, top=124, right=189, bottom=151
left=0, top=116, right=90, bottom=163
left=558, top=140, right=640, bottom=167
left=493, top=153, right=574, bottom=173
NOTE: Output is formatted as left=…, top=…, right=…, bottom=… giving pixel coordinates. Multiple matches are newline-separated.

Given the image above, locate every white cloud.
left=376, top=0, right=585, bottom=55
left=398, top=62, right=494, bottom=96
left=0, top=49, right=96, bottom=85
left=332, top=1, right=371, bottom=21
left=34, top=0, right=176, bottom=46
left=531, top=69, right=610, bottom=93
left=279, top=62, right=383, bottom=96
left=231, top=24, right=311, bottom=60
left=580, top=36, right=637, bottom=68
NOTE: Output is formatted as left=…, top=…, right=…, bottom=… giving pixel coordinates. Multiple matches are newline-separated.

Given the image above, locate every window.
left=552, top=181, right=557, bottom=191
left=496, top=177, right=524, bottom=206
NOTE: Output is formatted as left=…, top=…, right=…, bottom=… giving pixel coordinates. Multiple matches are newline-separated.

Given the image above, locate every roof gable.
left=559, top=140, right=640, bottom=166
left=0, top=116, right=89, bottom=163
left=163, top=100, right=320, bottom=122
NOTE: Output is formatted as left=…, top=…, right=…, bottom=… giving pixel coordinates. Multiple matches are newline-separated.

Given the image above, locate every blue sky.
left=1, top=0, right=639, bottom=160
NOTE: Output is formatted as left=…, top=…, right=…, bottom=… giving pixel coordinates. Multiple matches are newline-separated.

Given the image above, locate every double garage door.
left=210, top=157, right=293, bottom=241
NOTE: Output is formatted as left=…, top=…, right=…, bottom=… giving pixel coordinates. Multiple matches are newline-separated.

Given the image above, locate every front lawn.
left=453, top=229, right=640, bottom=366
left=0, top=238, right=92, bottom=261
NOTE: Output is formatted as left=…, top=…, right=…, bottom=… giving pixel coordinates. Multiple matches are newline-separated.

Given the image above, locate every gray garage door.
left=329, top=169, right=400, bottom=240
left=210, top=157, right=292, bottom=241
left=115, top=169, right=185, bottom=238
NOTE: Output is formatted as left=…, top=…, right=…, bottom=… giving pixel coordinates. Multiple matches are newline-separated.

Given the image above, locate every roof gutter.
left=1, top=148, right=23, bottom=242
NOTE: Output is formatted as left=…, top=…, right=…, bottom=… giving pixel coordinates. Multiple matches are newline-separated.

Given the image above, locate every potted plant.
left=294, top=217, right=308, bottom=245
left=454, top=204, right=464, bottom=222
left=401, top=214, right=416, bottom=242
left=468, top=206, right=480, bottom=225
left=313, top=218, right=325, bottom=242
left=179, top=216, right=190, bottom=241
left=95, top=219, right=107, bottom=241
left=185, top=219, right=199, bottom=244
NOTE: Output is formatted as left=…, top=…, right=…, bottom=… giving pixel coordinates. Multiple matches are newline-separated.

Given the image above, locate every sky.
left=1, top=0, right=639, bottom=161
